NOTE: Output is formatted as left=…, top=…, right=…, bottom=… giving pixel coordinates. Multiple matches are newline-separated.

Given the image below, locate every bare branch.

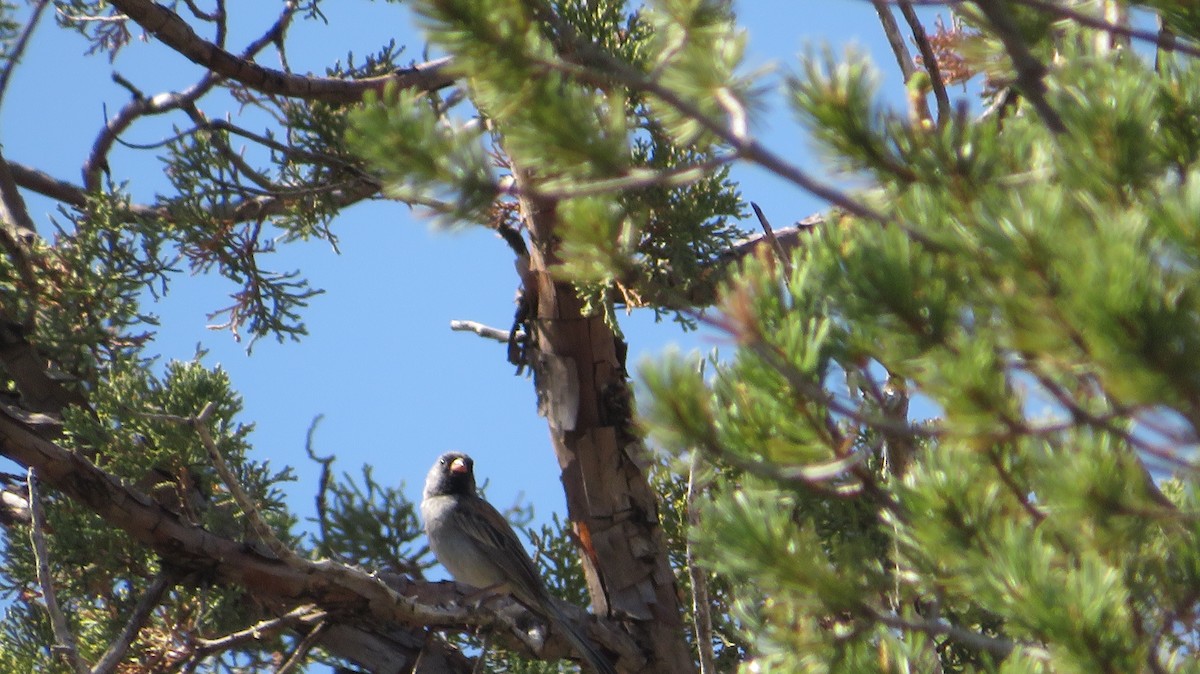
left=195, top=605, right=326, bottom=654
left=871, top=1, right=917, bottom=81
left=275, top=621, right=329, bottom=674
left=749, top=202, right=793, bottom=279
left=450, top=320, right=521, bottom=344
left=27, top=469, right=89, bottom=674
left=869, top=606, right=1019, bottom=658
left=83, top=0, right=292, bottom=190
left=897, top=1, right=951, bottom=124
left=153, top=403, right=300, bottom=563
left=1011, top=0, right=1200, bottom=60
left=107, top=0, right=453, bottom=104
left=92, top=570, right=177, bottom=674
left=0, top=0, right=51, bottom=112
left=685, top=453, right=716, bottom=674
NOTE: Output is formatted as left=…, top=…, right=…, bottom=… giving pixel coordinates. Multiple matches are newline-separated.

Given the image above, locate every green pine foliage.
left=640, top=12, right=1200, bottom=674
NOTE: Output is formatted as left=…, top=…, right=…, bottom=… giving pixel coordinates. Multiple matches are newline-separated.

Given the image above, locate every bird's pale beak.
left=449, top=457, right=469, bottom=474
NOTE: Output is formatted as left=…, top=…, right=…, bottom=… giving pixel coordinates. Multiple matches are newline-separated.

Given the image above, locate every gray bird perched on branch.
left=421, top=451, right=617, bottom=674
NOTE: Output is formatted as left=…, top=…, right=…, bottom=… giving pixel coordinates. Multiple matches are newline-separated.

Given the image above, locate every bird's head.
left=423, top=451, right=477, bottom=498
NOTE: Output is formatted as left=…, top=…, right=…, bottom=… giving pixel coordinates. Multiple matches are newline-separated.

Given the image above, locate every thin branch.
left=1011, top=0, right=1200, bottom=60
left=194, top=402, right=298, bottom=561
left=450, top=320, right=522, bottom=344
left=685, top=452, right=717, bottom=674
left=514, top=154, right=735, bottom=201
left=195, top=605, right=326, bottom=654
left=27, top=468, right=89, bottom=674
left=147, top=403, right=299, bottom=563
left=871, top=1, right=918, bottom=81
left=8, top=158, right=380, bottom=229
left=92, top=570, right=177, bottom=674
left=107, top=0, right=453, bottom=104
left=527, top=23, right=888, bottom=224
left=274, top=621, right=328, bottom=674
left=870, top=606, right=1019, bottom=659
left=974, top=0, right=1066, bottom=134
left=897, top=1, right=951, bottom=124
left=181, top=104, right=282, bottom=193
left=0, top=0, right=51, bottom=112
left=749, top=202, right=793, bottom=279
left=81, top=0, right=293, bottom=190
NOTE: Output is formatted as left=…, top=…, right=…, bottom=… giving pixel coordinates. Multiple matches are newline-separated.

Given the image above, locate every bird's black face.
left=426, top=451, right=476, bottom=497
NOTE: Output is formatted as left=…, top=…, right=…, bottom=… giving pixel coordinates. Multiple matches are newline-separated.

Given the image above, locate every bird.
left=421, top=451, right=617, bottom=674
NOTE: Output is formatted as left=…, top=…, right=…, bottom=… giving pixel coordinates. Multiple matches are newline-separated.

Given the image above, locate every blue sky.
left=1, top=1, right=948, bottom=553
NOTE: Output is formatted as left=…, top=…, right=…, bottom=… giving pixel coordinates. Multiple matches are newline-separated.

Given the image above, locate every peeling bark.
left=517, top=175, right=695, bottom=674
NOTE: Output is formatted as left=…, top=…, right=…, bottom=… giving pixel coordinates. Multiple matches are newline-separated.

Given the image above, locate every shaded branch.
left=973, top=0, right=1066, bottom=134
left=107, top=0, right=454, bottom=104
left=686, top=453, right=716, bottom=674
left=871, top=1, right=917, bottom=82
left=194, top=604, right=325, bottom=655
left=0, top=147, right=41, bottom=327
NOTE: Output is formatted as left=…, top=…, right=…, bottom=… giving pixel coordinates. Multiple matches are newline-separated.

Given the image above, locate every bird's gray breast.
left=422, top=495, right=506, bottom=589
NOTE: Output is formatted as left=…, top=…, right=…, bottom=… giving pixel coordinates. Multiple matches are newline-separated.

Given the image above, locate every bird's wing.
left=451, top=495, right=548, bottom=605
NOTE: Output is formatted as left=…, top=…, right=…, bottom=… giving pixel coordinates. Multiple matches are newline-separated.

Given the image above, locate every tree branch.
left=107, top=0, right=454, bottom=104
left=84, top=0, right=292, bottom=191
left=871, top=0, right=917, bottom=82
left=0, top=404, right=636, bottom=673
left=0, top=147, right=41, bottom=327
left=0, top=0, right=50, bottom=112
left=27, top=468, right=89, bottom=674
left=92, top=570, right=177, bottom=674
left=449, top=320, right=521, bottom=344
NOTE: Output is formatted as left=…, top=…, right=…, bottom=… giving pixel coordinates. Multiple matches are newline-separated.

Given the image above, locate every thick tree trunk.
left=517, top=182, right=695, bottom=674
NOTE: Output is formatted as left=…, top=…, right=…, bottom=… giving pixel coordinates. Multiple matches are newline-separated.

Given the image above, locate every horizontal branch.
left=0, top=404, right=634, bottom=672
left=108, top=0, right=454, bottom=104
left=8, top=159, right=381, bottom=226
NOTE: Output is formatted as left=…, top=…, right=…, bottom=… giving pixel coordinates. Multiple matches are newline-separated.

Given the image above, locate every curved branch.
left=107, top=0, right=454, bottom=104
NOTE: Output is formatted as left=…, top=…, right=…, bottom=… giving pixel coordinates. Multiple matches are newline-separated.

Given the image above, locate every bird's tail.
left=547, top=602, right=617, bottom=674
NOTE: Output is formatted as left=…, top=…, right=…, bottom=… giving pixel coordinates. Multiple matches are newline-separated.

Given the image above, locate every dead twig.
left=0, top=0, right=51, bottom=112
left=27, top=468, right=89, bottom=674
left=92, top=570, right=177, bottom=674
left=450, top=320, right=522, bottom=344
left=686, top=451, right=717, bottom=674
